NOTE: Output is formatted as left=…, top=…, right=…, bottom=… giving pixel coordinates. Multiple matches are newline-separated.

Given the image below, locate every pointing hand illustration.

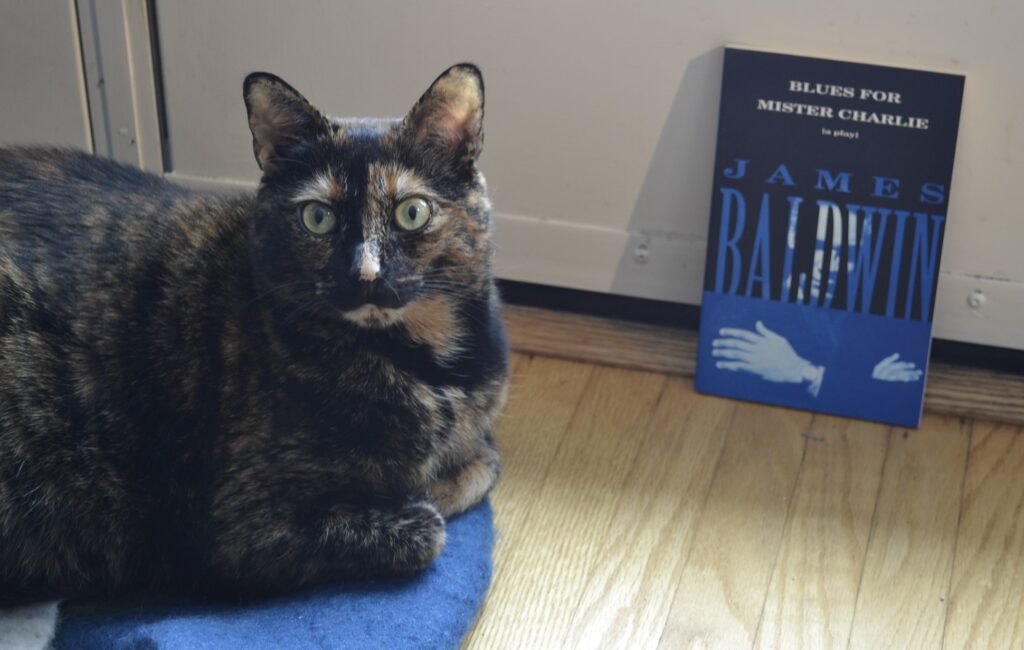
left=872, top=353, right=923, bottom=383
left=712, top=321, right=825, bottom=396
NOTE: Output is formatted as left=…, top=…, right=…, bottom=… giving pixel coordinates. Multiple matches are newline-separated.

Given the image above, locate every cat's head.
left=242, top=64, right=492, bottom=329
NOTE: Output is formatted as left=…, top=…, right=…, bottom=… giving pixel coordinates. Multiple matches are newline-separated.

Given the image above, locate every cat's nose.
left=351, top=242, right=380, bottom=283
left=349, top=243, right=402, bottom=308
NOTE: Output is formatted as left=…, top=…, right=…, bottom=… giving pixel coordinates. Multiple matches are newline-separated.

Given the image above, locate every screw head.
left=633, top=243, right=650, bottom=264
left=967, top=290, right=986, bottom=309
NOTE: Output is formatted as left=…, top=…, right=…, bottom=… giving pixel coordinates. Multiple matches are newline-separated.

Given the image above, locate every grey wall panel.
left=0, top=1, right=91, bottom=149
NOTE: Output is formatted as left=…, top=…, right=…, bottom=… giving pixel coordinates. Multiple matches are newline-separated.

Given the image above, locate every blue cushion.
left=53, top=500, right=493, bottom=650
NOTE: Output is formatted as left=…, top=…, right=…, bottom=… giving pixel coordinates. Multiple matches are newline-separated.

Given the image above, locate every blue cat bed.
left=52, top=501, right=493, bottom=650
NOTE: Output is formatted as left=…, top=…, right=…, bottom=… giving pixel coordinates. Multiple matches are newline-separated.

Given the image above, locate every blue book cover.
left=695, top=47, right=965, bottom=428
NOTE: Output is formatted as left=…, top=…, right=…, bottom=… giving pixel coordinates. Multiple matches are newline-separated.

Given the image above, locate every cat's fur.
left=0, top=64, right=507, bottom=605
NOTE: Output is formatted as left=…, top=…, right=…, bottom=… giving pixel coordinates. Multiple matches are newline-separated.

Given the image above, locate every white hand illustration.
left=872, top=353, right=923, bottom=383
left=712, top=321, right=825, bottom=396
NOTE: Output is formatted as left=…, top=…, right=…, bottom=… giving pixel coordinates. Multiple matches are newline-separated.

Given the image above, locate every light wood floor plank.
left=465, top=365, right=667, bottom=649
left=489, top=354, right=595, bottom=538
left=658, top=402, right=812, bottom=650
left=754, top=417, right=889, bottom=650
left=564, top=380, right=736, bottom=650
left=944, top=422, right=1024, bottom=649
left=464, top=354, right=594, bottom=649
left=847, top=415, right=971, bottom=650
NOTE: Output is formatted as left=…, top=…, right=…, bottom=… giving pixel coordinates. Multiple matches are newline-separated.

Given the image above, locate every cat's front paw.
left=387, top=499, right=447, bottom=574
left=428, top=447, right=501, bottom=518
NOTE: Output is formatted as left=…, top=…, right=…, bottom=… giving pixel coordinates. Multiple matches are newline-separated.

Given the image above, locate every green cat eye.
left=300, top=202, right=337, bottom=235
left=394, top=197, right=432, bottom=232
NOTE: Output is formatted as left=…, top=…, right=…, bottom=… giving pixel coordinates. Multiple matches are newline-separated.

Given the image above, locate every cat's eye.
left=394, top=197, right=432, bottom=232
left=300, top=202, right=337, bottom=235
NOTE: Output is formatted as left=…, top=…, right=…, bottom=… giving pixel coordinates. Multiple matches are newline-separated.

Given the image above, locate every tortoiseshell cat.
left=0, top=64, right=507, bottom=605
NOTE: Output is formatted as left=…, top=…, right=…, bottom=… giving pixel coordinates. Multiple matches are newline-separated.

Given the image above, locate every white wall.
left=77, top=2, right=1024, bottom=349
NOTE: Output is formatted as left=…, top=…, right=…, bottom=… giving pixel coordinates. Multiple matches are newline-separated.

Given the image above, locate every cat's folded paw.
left=388, top=499, right=446, bottom=574
left=428, top=449, right=501, bottom=519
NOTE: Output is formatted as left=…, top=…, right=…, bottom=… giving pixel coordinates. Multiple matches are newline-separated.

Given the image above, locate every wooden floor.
left=463, top=353, right=1024, bottom=650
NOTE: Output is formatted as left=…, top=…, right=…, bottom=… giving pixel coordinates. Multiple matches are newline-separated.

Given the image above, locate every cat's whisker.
left=241, top=280, right=316, bottom=308
left=380, top=277, right=402, bottom=303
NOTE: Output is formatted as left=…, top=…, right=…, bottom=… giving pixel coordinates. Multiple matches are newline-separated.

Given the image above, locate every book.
left=694, top=47, right=965, bottom=428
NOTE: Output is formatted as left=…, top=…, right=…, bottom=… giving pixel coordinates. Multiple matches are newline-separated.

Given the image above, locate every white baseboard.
left=494, top=212, right=1024, bottom=351
left=932, top=274, right=1024, bottom=350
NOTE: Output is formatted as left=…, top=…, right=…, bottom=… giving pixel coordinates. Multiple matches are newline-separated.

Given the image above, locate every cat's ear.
left=402, top=63, right=484, bottom=165
left=243, top=72, right=329, bottom=173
